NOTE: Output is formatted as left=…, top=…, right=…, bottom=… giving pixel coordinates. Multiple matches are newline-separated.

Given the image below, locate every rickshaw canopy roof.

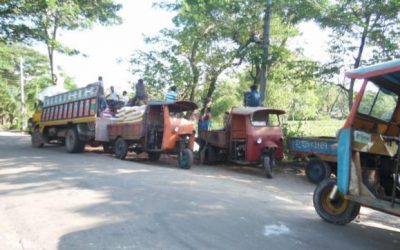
left=147, top=100, right=198, bottom=112
left=345, top=59, right=400, bottom=85
left=231, top=107, right=285, bottom=116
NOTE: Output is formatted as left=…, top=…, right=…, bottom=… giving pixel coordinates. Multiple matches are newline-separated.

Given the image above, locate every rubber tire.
left=103, top=142, right=114, bottom=154
left=114, top=138, right=128, bottom=160
left=179, top=148, right=193, bottom=169
left=148, top=152, right=161, bottom=161
left=306, top=159, right=332, bottom=184
left=313, top=178, right=360, bottom=225
left=31, top=128, right=44, bottom=148
left=263, top=156, right=273, bottom=179
left=205, top=146, right=217, bottom=165
left=65, top=128, right=85, bottom=153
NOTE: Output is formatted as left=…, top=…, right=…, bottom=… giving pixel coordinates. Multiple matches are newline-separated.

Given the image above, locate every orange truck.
left=107, top=101, right=198, bottom=169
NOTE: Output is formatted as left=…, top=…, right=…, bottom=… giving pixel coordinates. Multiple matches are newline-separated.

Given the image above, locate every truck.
left=107, top=101, right=198, bottom=169
left=198, top=107, right=285, bottom=178
left=30, top=83, right=101, bottom=153
left=288, top=136, right=337, bottom=184
left=29, top=84, right=198, bottom=169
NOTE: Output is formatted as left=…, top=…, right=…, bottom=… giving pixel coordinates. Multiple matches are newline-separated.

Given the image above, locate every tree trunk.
left=201, top=75, right=218, bottom=115
left=48, top=45, right=56, bottom=85
left=348, top=22, right=369, bottom=111
left=188, top=41, right=200, bottom=102
left=259, top=0, right=272, bottom=106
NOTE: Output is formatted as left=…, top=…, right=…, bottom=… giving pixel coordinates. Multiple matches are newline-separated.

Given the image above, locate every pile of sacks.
left=115, top=106, right=145, bottom=123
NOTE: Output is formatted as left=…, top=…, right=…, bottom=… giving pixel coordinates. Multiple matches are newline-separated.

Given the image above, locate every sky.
left=37, top=1, right=331, bottom=94
left=40, top=0, right=175, bottom=92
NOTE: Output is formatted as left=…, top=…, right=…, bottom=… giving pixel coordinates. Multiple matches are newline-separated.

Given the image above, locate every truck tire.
left=31, top=127, right=44, bottom=148
left=65, top=128, right=85, bottom=153
left=313, top=178, right=360, bottom=225
left=114, top=138, right=128, bottom=160
left=263, top=156, right=273, bottom=179
left=179, top=148, right=193, bottom=169
left=103, top=142, right=114, bottom=154
left=205, top=145, right=216, bottom=165
left=306, top=159, right=332, bottom=184
left=148, top=152, right=161, bottom=161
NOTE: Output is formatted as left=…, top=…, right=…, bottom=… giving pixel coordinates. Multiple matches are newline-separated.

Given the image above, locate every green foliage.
left=0, top=42, right=52, bottom=128
left=0, top=0, right=122, bottom=83
left=318, top=0, right=400, bottom=110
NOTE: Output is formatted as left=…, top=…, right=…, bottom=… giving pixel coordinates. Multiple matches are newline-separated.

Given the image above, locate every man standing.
left=132, top=79, right=148, bottom=105
left=244, top=85, right=261, bottom=107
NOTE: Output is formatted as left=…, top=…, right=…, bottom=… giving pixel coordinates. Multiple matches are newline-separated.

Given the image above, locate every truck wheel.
left=179, top=148, right=193, bottom=169
left=65, top=128, right=85, bottom=153
left=306, top=159, right=332, bottom=184
left=31, top=128, right=44, bottom=148
left=205, top=146, right=216, bottom=165
left=148, top=152, right=161, bottom=161
left=103, top=142, right=114, bottom=154
left=313, top=178, right=360, bottom=225
left=263, top=156, right=273, bottom=179
left=114, top=138, right=128, bottom=160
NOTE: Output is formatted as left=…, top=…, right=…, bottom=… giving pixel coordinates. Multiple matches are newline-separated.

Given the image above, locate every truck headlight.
left=256, top=138, right=262, bottom=144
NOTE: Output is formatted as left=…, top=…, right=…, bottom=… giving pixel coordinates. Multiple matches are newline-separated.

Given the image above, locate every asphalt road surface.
left=0, top=130, right=399, bottom=250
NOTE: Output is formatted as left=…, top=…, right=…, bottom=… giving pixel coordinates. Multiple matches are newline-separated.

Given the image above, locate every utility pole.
left=259, top=0, right=272, bottom=106
left=20, top=57, right=26, bottom=131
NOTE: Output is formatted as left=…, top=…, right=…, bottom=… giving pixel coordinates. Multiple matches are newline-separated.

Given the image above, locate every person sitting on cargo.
left=131, top=79, right=148, bottom=106
left=122, top=91, right=129, bottom=106
left=165, top=85, right=177, bottom=101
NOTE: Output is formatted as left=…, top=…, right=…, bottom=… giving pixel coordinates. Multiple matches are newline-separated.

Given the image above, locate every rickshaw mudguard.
left=337, top=128, right=351, bottom=194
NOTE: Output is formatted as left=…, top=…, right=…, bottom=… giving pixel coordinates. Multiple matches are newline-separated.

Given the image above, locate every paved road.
left=0, top=131, right=399, bottom=250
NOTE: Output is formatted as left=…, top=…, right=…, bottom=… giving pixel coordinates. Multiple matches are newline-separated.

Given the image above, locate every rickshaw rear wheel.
left=179, top=148, right=193, bottom=169
left=263, top=156, right=273, bottom=179
left=313, top=178, right=360, bottom=225
left=205, top=145, right=217, bottom=165
left=306, top=159, right=332, bottom=184
left=148, top=152, right=161, bottom=161
left=114, top=138, right=128, bottom=160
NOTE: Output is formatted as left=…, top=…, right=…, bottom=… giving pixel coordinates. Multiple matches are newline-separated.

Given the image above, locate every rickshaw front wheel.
left=262, top=156, right=273, bottom=179
left=313, top=178, right=360, bottom=225
left=179, top=148, right=193, bottom=169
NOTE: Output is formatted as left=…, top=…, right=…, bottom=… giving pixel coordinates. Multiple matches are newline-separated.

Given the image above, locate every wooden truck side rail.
left=108, top=122, right=144, bottom=141
left=199, top=130, right=228, bottom=149
left=288, top=136, right=337, bottom=162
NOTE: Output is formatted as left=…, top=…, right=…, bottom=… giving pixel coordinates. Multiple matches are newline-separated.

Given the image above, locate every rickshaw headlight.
left=173, top=127, right=179, bottom=133
left=256, top=138, right=262, bottom=144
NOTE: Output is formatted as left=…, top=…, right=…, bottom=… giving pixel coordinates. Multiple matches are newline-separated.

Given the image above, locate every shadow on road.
left=0, top=133, right=399, bottom=250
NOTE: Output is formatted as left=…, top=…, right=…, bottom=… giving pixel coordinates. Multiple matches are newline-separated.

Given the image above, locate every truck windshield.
left=251, top=111, right=280, bottom=126
left=358, top=81, right=398, bottom=122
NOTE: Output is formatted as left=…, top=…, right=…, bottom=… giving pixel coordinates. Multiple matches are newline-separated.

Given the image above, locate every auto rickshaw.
left=199, top=107, right=285, bottom=178
left=107, top=101, right=198, bottom=169
left=314, top=59, right=400, bottom=224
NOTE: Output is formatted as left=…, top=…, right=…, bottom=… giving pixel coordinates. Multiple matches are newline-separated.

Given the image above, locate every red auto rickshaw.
left=199, top=107, right=285, bottom=178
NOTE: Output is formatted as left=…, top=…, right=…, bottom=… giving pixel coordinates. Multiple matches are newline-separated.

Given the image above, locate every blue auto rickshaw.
left=314, top=59, right=400, bottom=224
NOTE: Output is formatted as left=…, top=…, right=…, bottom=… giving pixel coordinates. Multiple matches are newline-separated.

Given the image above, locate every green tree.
left=0, top=0, right=122, bottom=84
left=319, top=0, right=400, bottom=110
left=0, top=42, right=52, bottom=128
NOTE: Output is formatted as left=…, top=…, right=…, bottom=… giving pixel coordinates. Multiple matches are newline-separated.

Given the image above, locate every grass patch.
left=286, top=119, right=345, bottom=137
